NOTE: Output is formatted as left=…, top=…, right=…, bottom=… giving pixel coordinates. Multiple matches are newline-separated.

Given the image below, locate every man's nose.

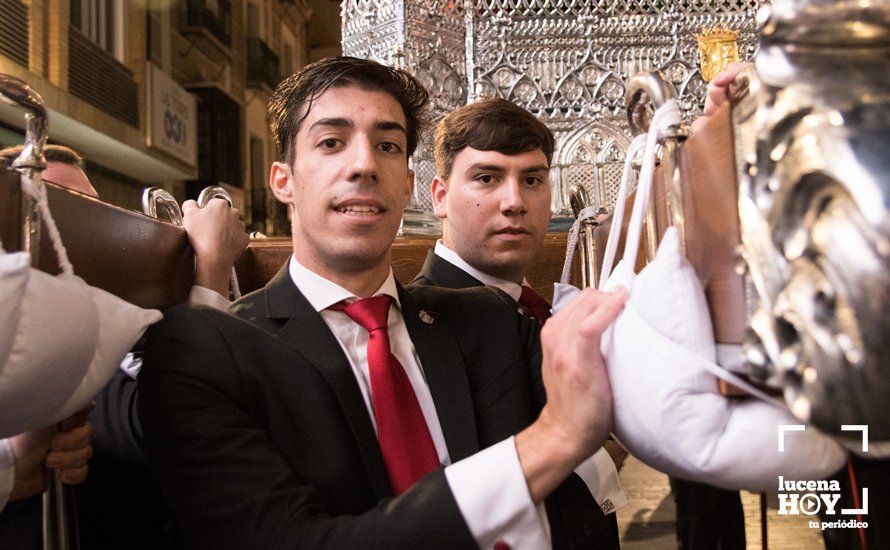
left=500, top=179, right=527, bottom=216
left=347, top=138, right=378, bottom=182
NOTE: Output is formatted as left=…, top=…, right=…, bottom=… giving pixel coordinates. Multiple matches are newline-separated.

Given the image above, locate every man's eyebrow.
left=308, top=117, right=352, bottom=131
left=465, top=163, right=506, bottom=174
left=374, top=120, right=407, bottom=135
left=306, top=118, right=406, bottom=136
left=520, top=165, right=550, bottom=175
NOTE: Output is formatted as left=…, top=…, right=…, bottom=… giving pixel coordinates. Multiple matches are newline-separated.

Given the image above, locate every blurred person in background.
left=0, top=144, right=249, bottom=549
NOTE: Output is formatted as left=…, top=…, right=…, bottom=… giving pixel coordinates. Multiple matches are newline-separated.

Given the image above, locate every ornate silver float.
left=342, top=0, right=760, bottom=232
left=733, top=0, right=890, bottom=444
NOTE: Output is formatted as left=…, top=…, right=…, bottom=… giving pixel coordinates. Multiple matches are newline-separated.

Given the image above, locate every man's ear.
left=405, top=169, right=415, bottom=201
left=431, top=175, right=448, bottom=220
left=269, top=161, right=293, bottom=203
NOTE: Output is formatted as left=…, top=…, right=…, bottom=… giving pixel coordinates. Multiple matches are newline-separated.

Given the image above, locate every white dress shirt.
left=434, top=241, right=628, bottom=515
left=288, top=256, right=550, bottom=549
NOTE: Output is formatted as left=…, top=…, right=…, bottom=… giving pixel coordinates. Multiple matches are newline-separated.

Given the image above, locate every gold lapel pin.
left=419, top=310, right=434, bottom=324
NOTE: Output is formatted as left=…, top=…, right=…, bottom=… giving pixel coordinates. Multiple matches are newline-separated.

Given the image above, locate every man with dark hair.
left=267, top=56, right=429, bottom=167
left=412, top=97, right=624, bottom=549
left=138, top=56, right=627, bottom=549
left=423, top=97, right=555, bottom=287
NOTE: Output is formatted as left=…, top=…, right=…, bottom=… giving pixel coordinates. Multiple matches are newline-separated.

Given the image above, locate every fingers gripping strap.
left=20, top=172, right=74, bottom=276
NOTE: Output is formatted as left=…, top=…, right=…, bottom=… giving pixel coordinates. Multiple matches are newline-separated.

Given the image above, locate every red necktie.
left=518, top=285, right=552, bottom=323
left=332, top=296, right=439, bottom=494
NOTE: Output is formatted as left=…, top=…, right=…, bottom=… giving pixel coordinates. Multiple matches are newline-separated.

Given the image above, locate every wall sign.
left=147, top=63, right=198, bottom=167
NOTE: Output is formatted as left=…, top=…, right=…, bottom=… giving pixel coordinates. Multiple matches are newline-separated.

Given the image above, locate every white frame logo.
left=776, top=424, right=869, bottom=529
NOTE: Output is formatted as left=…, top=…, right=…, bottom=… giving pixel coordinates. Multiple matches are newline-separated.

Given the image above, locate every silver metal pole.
left=0, top=73, right=75, bottom=550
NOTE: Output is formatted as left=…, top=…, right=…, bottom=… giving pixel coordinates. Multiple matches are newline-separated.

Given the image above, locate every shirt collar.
left=433, top=241, right=526, bottom=302
left=288, top=256, right=401, bottom=312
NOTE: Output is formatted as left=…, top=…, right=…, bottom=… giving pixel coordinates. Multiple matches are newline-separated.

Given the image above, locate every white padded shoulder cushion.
left=0, top=249, right=161, bottom=438
left=552, top=228, right=846, bottom=492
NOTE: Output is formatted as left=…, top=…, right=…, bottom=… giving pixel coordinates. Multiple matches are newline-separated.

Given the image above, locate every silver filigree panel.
left=555, top=120, right=631, bottom=212
left=343, top=0, right=467, bottom=222
left=467, top=1, right=760, bottom=215
left=343, top=0, right=761, bottom=229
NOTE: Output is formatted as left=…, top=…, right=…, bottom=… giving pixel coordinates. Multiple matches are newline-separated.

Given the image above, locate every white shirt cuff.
left=118, top=352, right=143, bottom=379
left=574, top=448, right=628, bottom=515
left=444, top=437, right=551, bottom=550
left=0, top=438, right=15, bottom=511
left=188, top=285, right=231, bottom=311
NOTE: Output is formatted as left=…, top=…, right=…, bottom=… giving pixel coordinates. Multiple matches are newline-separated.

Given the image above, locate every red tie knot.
left=518, top=285, right=552, bottom=323
left=334, top=295, right=392, bottom=333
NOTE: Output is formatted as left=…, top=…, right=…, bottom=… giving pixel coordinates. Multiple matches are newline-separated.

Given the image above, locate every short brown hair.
left=268, top=56, right=430, bottom=165
left=434, top=98, right=555, bottom=180
left=0, top=144, right=84, bottom=169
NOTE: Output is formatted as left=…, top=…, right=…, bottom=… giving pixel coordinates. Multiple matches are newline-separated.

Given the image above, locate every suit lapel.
left=416, top=250, right=485, bottom=289
left=397, top=282, right=479, bottom=462
left=262, top=266, right=392, bottom=498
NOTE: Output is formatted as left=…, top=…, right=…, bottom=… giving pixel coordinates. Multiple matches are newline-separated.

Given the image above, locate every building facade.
left=0, top=0, right=315, bottom=234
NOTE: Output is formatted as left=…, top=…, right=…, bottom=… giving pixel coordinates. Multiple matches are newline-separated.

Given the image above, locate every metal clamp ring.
left=142, top=187, right=183, bottom=225
left=197, top=186, right=234, bottom=208
left=0, top=73, right=48, bottom=172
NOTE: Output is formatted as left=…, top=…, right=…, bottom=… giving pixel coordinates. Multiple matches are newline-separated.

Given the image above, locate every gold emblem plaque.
left=695, top=28, right=740, bottom=82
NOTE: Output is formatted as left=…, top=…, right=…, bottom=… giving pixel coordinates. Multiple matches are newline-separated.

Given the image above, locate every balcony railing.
left=68, top=28, right=138, bottom=127
left=183, top=0, right=232, bottom=48
left=246, top=38, right=281, bottom=91
left=0, top=0, right=28, bottom=67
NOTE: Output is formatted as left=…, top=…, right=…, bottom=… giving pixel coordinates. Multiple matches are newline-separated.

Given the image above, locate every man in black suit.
left=417, top=97, right=747, bottom=550
left=413, top=97, right=627, bottom=548
left=137, top=56, right=628, bottom=549
left=413, top=99, right=745, bottom=550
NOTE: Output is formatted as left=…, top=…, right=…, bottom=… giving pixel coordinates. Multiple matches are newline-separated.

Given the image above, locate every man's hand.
left=182, top=198, right=249, bottom=296
left=8, top=408, right=93, bottom=501
left=515, top=287, right=627, bottom=503
left=692, top=61, right=752, bottom=133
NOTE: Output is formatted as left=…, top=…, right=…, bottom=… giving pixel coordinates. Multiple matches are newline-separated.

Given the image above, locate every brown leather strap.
left=651, top=102, right=746, bottom=346
left=1, top=169, right=193, bottom=310
left=649, top=105, right=777, bottom=398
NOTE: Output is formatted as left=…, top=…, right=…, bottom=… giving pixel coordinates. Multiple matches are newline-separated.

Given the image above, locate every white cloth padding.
left=551, top=229, right=847, bottom=492
left=0, top=251, right=162, bottom=438
left=553, top=95, right=845, bottom=490
left=51, top=280, right=162, bottom=424
left=0, top=255, right=99, bottom=438
left=626, top=228, right=715, bottom=361
left=602, top=291, right=846, bottom=492
left=0, top=249, right=30, bottom=369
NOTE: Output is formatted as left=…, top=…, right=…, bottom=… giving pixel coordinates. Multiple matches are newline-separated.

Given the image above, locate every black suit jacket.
left=412, top=250, right=621, bottom=550
left=138, top=265, right=549, bottom=549
left=412, top=250, right=487, bottom=290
